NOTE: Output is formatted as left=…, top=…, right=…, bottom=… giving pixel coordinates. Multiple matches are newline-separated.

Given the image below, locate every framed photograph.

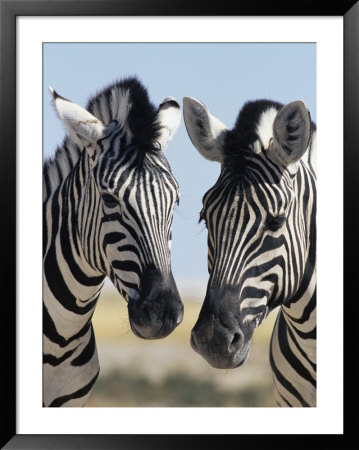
left=1, top=0, right=356, bottom=448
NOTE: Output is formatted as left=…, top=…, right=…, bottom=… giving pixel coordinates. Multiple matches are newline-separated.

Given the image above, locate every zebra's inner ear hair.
left=268, top=100, right=311, bottom=169
left=183, top=97, right=228, bottom=163
left=156, top=96, right=181, bottom=151
left=49, top=86, right=105, bottom=151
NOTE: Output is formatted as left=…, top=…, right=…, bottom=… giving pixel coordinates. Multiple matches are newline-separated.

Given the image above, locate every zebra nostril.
left=228, top=332, right=242, bottom=353
left=141, top=304, right=152, bottom=323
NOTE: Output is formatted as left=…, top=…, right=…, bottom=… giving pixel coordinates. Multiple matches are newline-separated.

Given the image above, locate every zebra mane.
left=223, top=99, right=316, bottom=178
left=86, top=76, right=162, bottom=153
left=44, top=76, right=162, bottom=196
left=224, top=100, right=283, bottom=155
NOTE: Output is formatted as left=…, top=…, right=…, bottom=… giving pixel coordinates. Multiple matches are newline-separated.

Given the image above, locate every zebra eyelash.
left=264, top=213, right=286, bottom=232
left=101, top=193, right=119, bottom=208
left=198, top=210, right=206, bottom=225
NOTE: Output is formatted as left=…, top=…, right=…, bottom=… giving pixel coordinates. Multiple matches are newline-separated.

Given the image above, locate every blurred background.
left=88, top=286, right=278, bottom=407
left=43, top=42, right=316, bottom=407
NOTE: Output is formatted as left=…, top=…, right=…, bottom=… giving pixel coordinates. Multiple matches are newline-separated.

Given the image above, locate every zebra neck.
left=281, top=261, right=316, bottom=362
left=66, top=151, right=106, bottom=277
left=278, top=165, right=317, bottom=364
left=44, top=148, right=105, bottom=302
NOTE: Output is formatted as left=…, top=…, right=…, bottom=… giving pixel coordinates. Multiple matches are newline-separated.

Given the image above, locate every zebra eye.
left=101, top=193, right=118, bottom=208
left=265, top=214, right=286, bottom=231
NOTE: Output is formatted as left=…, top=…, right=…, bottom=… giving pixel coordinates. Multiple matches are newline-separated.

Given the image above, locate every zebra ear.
left=49, top=87, right=105, bottom=148
left=183, top=97, right=228, bottom=163
left=156, top=97, right=181, bottom=150
left=268, top=100, right=312, bottom=168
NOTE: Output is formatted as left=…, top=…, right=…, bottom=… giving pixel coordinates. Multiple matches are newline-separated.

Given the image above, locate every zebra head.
left=183, top=97, right=316, bottom=368
left=49, top=78, right=184, bottom=339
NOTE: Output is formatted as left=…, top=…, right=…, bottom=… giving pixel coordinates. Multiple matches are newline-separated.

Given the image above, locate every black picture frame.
left=1, top=1, right=356, bottom=448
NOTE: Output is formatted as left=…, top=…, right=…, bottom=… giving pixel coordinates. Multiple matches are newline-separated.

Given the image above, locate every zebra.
left=183, top=96, right=316, bottom=407
left=43, top=77, right=183, bottom=407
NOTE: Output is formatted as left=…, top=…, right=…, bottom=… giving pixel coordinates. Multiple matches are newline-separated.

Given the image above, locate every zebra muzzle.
left=190, top=288, right=251, bottom=369
left=190, top=320, right=249, bottom=369
left=127, top=267, right=183, bottom=340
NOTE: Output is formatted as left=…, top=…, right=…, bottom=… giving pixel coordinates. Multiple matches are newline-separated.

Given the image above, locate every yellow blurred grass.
left=92, top=288, right=278, bottom=345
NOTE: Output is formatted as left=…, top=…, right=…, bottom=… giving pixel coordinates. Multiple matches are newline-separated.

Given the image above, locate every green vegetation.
left=87, top=369, right=275, bottom=407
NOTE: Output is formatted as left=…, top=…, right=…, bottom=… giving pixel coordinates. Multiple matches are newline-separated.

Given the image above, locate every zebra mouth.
left=232, top=345, right=251, bottom=368
left=128, top=309, right=181, bottom=340
left=200, top=343, right=250, bottom=369
left=129, top=320, right=168, bottom=340
left=129, top=321, right=149, bottom=339
left=190, top=328, right=252, bottom=370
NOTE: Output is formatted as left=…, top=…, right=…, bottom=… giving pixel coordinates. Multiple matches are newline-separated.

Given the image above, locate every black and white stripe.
left=43, top=77, right=183, bottom=407
left=183, top=97, right=316, bottom=407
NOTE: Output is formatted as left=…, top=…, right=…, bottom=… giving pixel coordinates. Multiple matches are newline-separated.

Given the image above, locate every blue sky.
left=43, top=43, right=316, bottom=298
